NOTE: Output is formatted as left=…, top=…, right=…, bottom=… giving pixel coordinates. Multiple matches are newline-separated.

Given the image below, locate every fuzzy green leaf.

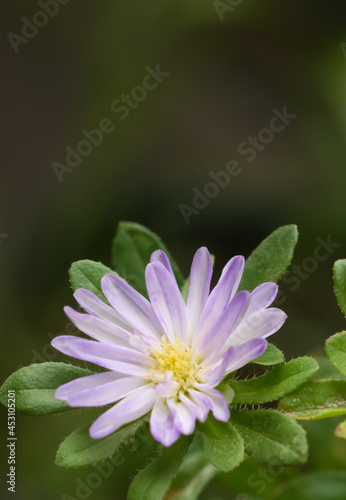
left=56, top=416, right=148, bottom=468
left=111, top=222, right=184, bottom=296
left=169, top=447, right=218, bottom=500
left=127, top=435, right=192, bottom=500
left=199, top=416, right=244, bottom=472
left=230, top=357, right=319, bottom=405
left=279, top=379, right=346, bottom=420
left=273, top=471, right=346, bottom=500
left=231, top=409, right=308, bottom=466
left=239, top=224, right=298, bottom=291
left=325, top=331, right=346, bottom=377
left=0, top=363, right=94, bottom=415
left=69, top=259, right=118, bottom=302
left=334, top=259, right=346, bottom=316
left=250, top=343, right=285, bottom=366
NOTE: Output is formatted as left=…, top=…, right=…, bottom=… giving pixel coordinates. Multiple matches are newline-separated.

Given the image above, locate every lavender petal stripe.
left=193, top=255, right=245, bottom=345
left=101, top=274, right=163, bottom=339
left=187, top=247, right=213, bottom=335
left=64, top=306, right=130, bottom=344
left=74, top=288, right=132, bottom=331
left=51, top=336, right=154, bottom=376
left=89, top=385, right=156, bottom=439
left=228, top=308, right=287, bottom=347
left=56, top=374, right=148, bottom=407
left=244, top=282, right=279, bottom=318
left=150, top=398, right=181, bottom=447
left=145, top=262, right=188, bottom=343
left=225, top=338, right=268, bottom=374
left=150, top=249, right=175, bottom=277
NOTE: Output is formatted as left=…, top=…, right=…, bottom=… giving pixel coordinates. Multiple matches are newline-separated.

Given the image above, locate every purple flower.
left=51, top=248, right=287, bottom=447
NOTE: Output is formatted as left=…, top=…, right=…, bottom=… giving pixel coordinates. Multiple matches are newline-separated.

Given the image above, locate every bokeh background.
left=1, top=1, right=346, bottom=499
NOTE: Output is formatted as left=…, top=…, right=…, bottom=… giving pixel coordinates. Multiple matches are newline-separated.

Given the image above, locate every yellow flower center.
left=150, top=336, right=201, bottom=390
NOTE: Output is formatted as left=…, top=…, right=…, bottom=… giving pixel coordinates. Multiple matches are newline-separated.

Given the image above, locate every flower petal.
left=196, top=290, right=248, bottom=361
left=145, top=262, right=188, bottom=343
left=89, top=385, right=156, bottom=439
left=187, top=389, right=212, bottom=422
left=167, top=398, right=196, bottom=435
left=244, top=282, right=279, bottom=318
left=186, top=247, right=213, bottom=335
left=193, top=256, right=244, bottom=345
left=73, top=289, right=132, bottom=331
left=150, top=250, right=175, bottom=276
left=179, top=391, right=209, bottom=423
left=51, top=336, right=154, bottom=376
left=150, top=398, right=181, bottom=447
left=64, top=306, right=130, bottom=345
left=199, top=346, right=235, bottom=386
left=101, top=274, right=162, bottom=339
left=56, top=373, right=147, bottom=407
left=225, top=338, right=268, bottom=375
left=194, top=385, right=230, bottom=421
left=228, top=308, right=287, bottom=347
left=154, top=371, right=180, bottom=398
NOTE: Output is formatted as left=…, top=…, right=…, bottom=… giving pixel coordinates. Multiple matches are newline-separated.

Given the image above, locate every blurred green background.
left=1, top=1, right=346, bottom=499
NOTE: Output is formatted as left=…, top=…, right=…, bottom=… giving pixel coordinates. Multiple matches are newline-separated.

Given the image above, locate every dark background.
left=1, top=1, right=346, bottom=499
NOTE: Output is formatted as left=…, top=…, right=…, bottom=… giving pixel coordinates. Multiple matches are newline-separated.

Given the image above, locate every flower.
left=51, top=248, right=287, bottom=447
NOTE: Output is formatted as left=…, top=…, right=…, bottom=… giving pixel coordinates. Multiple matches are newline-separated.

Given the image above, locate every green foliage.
left=198, top=416, right=244, bottom=472
left=169, top=444, right=218, bottom=500
left=231, top=409, right=308, bottom=466
left=333, top=259, right=346, bottom=316
left=325, top=331, right=346, bottom=377
left=230, top=357, right=319, bottom=405
left=111, top=221, right=184, bottom=296
left=250, top=343, right=285, bottom=366
left=69, top=259, right=118, bottom=302
left=279, top=379, right=346, bottom=420
left=0, top=363, right=94, bottom=415
left=56, top=416, right=148, bottom=468
left=239, top=224, right=299, bottom=291
left=127, top=435, right=192, bottom=500
left=272, top=471, right=346, bottom=500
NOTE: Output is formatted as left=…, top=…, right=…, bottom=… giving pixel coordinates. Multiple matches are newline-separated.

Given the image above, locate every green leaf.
left=250, top=343, right=285, bottom=366
left=239, top=224, right=299, bottom=291
left=231, top=409, right=308, bottom=466
left=56, top=416, right=148, bottom=468
left=334, top=259, right=346, bottom=316
left=169, top=450, right=217, bottom=500
left=335, top=419, right=346, bottom=439
left=229, top=357, right=319, bottom=405
left=273, top=471, right=346, bottom=500
left=325, top=331, right=346, bottom=377
left=69, top=259, right=119, bottom=301
left=127, top=435, right=192, bottom=500
left=198, top=416, right=244, bottom=472
left=279, top=379, right=346, bottom=420
left=0, top=363, right=94, bottom=415
left=111, top=222, right=184, bottom=296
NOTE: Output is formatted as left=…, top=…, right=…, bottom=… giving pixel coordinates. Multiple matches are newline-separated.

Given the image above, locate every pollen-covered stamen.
left=150, top=335, right=203, bottom=390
